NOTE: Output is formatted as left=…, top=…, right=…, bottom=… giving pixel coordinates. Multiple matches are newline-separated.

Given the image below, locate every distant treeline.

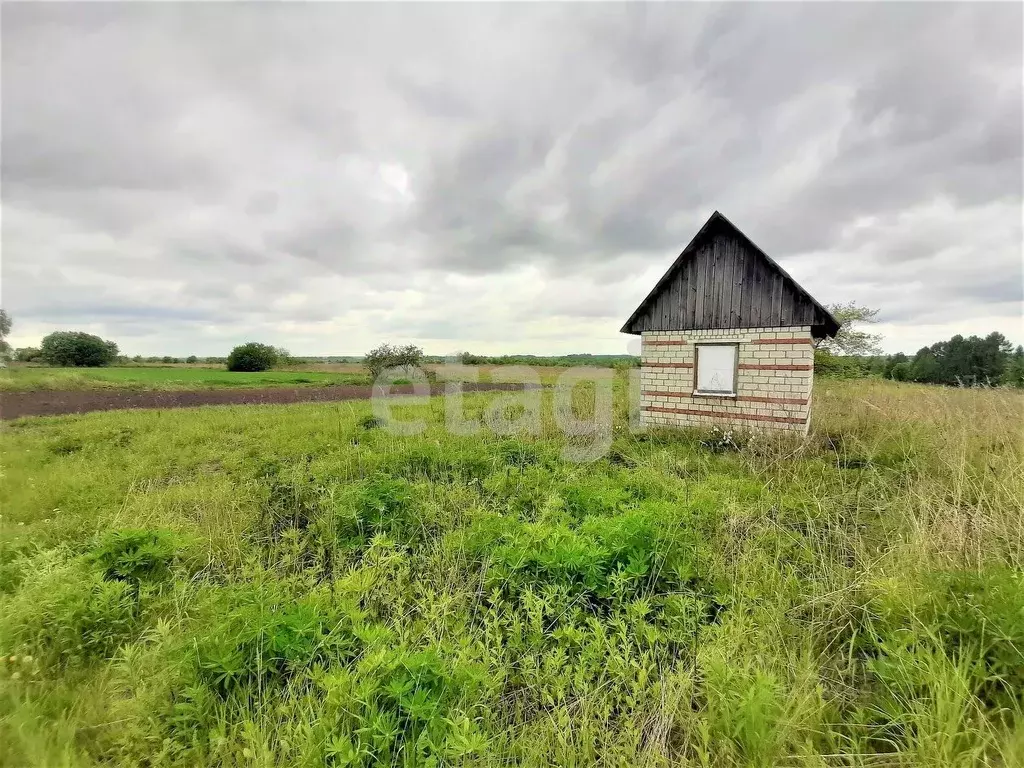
left=454, top=352, right=638, bottom=368
left=816, top=331, right=1023, bottom=388
left=103, top=353, right=642, bottom=368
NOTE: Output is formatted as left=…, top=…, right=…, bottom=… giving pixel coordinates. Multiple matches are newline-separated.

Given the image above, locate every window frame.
left=692, top=342, right=740, bottom=397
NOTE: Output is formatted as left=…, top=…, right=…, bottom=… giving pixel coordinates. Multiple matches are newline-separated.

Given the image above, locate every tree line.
left=1, top=314, right=295, bottom=373
left=816, top=332, right=1023, bottom=388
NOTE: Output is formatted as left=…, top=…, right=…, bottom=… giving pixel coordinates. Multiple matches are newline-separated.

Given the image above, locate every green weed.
left=0, top=379, right=1021, bottom=766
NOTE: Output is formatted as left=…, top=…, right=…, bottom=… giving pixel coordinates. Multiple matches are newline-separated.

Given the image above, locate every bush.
left=226, top=342, right=279, bottom=372
left=274, top=347, right=297, bottom=367
left=40, top=331, right=119, bottom=367
left=889, top=361, right=912, bottom=381
left=364, top=343, right=424, bottom=381
left=87, top=529, right=180, bottom=587
left=14, top=347, right=42, bottom=363
left=813, top=349, right=867, bottom=378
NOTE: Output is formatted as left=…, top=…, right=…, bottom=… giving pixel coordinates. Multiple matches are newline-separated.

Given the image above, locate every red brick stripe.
left=642, top=390, right=808, bottom=406
left=738, top=395, right=808, bottom=405
left=643, top=405, right=807, bottom=425
left=644, top=362, right=694, bottom=369
left=751, top=337, right=812, bottom=345
left=644, top=340, right=688, bottom=346
left=738, top=363, right=812, bottom=371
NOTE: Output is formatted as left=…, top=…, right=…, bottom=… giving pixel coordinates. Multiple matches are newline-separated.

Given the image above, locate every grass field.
left=0, top=364, right=582, bottom=392
left=1, top=379, right=1021, bottom=766
left=0, top=366, right=372, bottom=391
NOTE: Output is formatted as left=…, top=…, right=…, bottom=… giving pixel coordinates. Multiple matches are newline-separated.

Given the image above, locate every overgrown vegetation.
left=1, top=379, right=1021, bottom=767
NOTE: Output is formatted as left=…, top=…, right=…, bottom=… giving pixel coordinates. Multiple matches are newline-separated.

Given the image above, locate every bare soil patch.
left=0, top=382, right=527, bottom=420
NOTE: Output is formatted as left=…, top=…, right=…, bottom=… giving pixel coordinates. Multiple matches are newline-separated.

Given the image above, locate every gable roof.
left=620, top=211, right=840, bottom=338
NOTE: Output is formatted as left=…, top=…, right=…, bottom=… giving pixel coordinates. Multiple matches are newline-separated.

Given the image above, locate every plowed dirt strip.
left=0, top=382, right=529, bottom=420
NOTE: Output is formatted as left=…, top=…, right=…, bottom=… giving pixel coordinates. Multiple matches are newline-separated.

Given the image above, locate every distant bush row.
left=11, top=331, right=298, bottom=372
left=456, top=351, right=639, bottom=368
left=814, top=331, right=1024, bottom=388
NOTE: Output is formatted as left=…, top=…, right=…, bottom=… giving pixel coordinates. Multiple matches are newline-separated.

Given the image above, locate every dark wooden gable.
left=621, top=211, right=840, bottom=338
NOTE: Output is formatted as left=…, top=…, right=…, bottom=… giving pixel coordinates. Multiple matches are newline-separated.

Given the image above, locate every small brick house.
left=621, top=211, right=839, bottom=434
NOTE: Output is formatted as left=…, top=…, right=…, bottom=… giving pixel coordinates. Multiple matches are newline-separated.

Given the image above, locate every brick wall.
left=639, top=326, right=815, bottom=433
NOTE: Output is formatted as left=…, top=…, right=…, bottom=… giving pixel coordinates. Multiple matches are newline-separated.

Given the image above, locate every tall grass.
left=0, top=378, right=1021, bottom=767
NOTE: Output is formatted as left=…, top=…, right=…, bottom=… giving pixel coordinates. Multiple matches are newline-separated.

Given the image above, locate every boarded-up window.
left=695, top=345, right=737, bottom=394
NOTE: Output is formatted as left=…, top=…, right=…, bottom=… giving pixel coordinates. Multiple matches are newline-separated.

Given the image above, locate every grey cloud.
left=1, top=2, right=1021, bottom=355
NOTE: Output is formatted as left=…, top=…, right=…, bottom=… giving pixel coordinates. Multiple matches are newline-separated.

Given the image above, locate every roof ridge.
left=619, top=212, right=839, bottom=337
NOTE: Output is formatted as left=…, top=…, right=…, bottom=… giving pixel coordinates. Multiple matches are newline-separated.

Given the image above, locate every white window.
left=695, top=344, right=737, bottom=395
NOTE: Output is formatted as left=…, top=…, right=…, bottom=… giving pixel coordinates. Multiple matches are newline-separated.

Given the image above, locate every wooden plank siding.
left=621, top=213, right=839, bottom=337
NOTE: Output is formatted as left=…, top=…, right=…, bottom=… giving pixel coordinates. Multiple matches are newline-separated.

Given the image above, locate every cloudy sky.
left=2, top=2, right=1021, bottom=357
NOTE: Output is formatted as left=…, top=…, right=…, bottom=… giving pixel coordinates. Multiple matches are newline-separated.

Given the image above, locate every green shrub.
left=889, top=361, right=911, bottom=381
left=353, top=474, right=414, bottom=534
left=195, top=590, right=363, bottom=695
left=87, top=529, right=180, bottom=587
left=0, top=557, right=142, bottom=665
left=316, top=647, right=491, bottom=765
left=466, top=504, right=719, bottom=607
left=359, top=414, right=385, bottom=430
left=39, top=331, right=118, bottom=367
left=327, top=474, right=418, bottom=548
left=226, top=342, right=278, bottom=372
left=813, top=349, right=868, bottom=378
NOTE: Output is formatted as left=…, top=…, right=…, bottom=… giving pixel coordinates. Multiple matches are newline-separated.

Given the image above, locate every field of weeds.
left=0, top=378, right=1021, bottom=767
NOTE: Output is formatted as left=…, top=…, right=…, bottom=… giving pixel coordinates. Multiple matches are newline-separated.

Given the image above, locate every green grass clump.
left=0, top=379, right=1022, bottom=766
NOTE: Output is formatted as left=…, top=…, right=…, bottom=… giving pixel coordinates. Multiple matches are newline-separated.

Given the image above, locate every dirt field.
left=0, top=382, right=529, bottom=420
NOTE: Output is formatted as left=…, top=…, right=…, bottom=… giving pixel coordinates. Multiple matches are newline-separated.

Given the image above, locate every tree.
left=909, top=347, right=941, bottom=383
left=15, top=347, right=42, bottom=363
left=817, top=302, right=883, bottom=356
left=908, top=333, right=1013, bottom=386
left=40, top=331, right=119, bottom=367
left=226, top=342, right=278, bottom=372
left=0, top=309, right=12, bottom=362
left=1002, top=345, right=1024, bottom=389
left=813, top=349, right=868, bottom=378
left=364, top=343, right=425, bottom=380
left=882, top=352, right=909, bottom=379
left=889, top=361, right=912, bottom=381
left=185, top=355, right=198, bottom=364
left=274, top=347, right=296, bottom=367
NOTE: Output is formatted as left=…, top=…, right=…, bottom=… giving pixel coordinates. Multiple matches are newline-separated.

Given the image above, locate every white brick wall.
left=639, top=326, right=815, bottom=434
